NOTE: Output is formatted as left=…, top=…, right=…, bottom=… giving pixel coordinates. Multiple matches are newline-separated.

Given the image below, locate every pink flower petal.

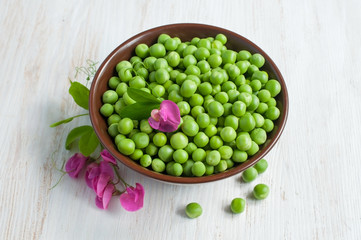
left=119, top=183, right=145, bottom=212
left=96, top=184, right=114, bottom=210
left=99, top=161, right=114, bottom=179
left=102, top=184, right=114, bottom=209
left=148, top=115, right=160, bottom=129
left=100, top=149, right=117, bottom=164
left=65, top=153, right=88, bottom=178
left=95, top=174, right=111, bottom=197
left=85, top=163, right=100, bottom=189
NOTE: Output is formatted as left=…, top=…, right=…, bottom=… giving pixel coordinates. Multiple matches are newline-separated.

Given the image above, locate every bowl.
left=89, top=23, right=288, bottom=184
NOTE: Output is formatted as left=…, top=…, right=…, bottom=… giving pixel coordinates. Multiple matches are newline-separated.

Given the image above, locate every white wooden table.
left=1, top=0, right=361, bottom=239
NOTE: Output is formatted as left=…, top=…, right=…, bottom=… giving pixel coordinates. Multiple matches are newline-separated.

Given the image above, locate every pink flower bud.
left=65, top=153, right=88, bottom=178
left=100, top=149, right=117, bottom=164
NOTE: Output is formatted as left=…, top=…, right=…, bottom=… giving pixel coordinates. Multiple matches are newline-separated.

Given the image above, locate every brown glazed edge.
left=89, top=23, right=289, bottom=184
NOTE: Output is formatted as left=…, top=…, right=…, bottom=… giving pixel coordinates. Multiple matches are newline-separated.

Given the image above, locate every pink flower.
left=85, top=161, right=114, bottom=194
left=100, top=149, right=117, bottom=164
left=65, top=153, right=88, bottom=178
left=95, top=184, right=114, bottom=209
left=85, top=161, right=115, bottom=210
left=119, top=183, right=145, bottom=212
left=148, top=100, right=181, bottom=132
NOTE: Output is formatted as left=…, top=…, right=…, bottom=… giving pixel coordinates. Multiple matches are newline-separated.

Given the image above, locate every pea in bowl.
left=89, top=23, right=288, bottom=184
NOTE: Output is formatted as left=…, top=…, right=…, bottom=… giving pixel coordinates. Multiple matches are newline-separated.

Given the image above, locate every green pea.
left=182, top=160, right=195, bottom=177
left=149, top=43, right=166, bottom=58
left=151, top=158, right=166, bottom=172
left=116, top=60, right=132, bottom=72
left=140, top=119, right=153, bottom=134
left=102, top=90, right=118, bottom=104
left=219, top=146, right=233, bottom=160
left=130, top=149, right=143, bottom=160
left=164, top=38, right=179, bottom=51
left=189, top=94, right=204, bottom=107
left=185, top=202, right=202, bottom=218
left=193, top=132, right=209, bottom=147
left=204, top=124, right=217, bottom=137
left=107, top=114, right=121, bottom=126
left=196, top=113, right=210, bottom=129
left=208, top=54, right=222, bottom=68
left=135, top=43, right=149, bottom=58
left=158, top=145, right=174, bottom=162
left=140, top=154, right=152, bottom=167
left=237, top=50, right=251, bottom=61
left=192, top=161, right=206, bottom=177
left=210, top=136, right=223, bottom=149
left=204, top=163, right=215, bottom=175
left=265, top=106, right=280, bottom=120
left=232, top=101, right=247, bottom=117
left=118, top=118, right=134, bottom=135
left=170, top=132, right=188, bottom=149
left=215, top=160, right=227, bottom=172
left=224, top=115, right=239, bottom=130
left=239, top=113, right=256, bottom=132
left=108, top=123, right=119, bottom=137
left=215, top=33, right=227, bottom=44
left=221, top=50, right=237, bottom=64
left=184, top=142, right=197, bottom=155
left=246, top=141, right=259, bottom=156
left=194, top=47, right=210, bottom=61
left=152, top=133, right=167, bottom=147
left=262, top=119, right=274, bottom=132
left=145, top=143, right=158, bottom=156
left=206, top=150, right=221, bottom=166
left=232, top=150, right=248, bottom=163
left=180, top=79, right=197, bottom=98
left=265, top=80, right=281, bottom=97
left=181, top=119, right=199, bottom=137
left=173, top=149, right=189, bottom=164
left=177, top=101, right=191, bottom=116
left=250, top=53, right=265, bottom=68
left=252, top=113, right=265, bottom=128
left=207, top=101, right=224, bottom=117
left=192, top=148, right=207, bottom=162
left=215, top=92, right=229, bottom=104
left=254, top=159, right=268, bottom=174
left=236, top=132, right=252, bottom=151
left=250, top=128, right=267, bottom=145
left=253, top=184, right=269, bottom=200
left=242, top=167, right=258, bottom=182
left=117, top=138, right=135, bottom=155
left=114, top=134, right=126, bottom=145
left=230, top=198, right=246, bottom=214
left=256, top=102, right=268, bottom=114
left=220, top=126, right=237, bottom=142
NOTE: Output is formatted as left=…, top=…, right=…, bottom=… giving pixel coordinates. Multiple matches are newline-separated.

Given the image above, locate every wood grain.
left=1, top=0, right=360, bottom=239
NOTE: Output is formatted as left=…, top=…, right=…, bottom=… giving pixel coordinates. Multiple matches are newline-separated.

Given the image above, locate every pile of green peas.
left=100, top=33, right=282, bottom=177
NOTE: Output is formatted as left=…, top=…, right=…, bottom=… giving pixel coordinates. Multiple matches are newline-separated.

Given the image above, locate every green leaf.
left=49, top=113, right=88, bottom=127
left=69, top=81, right=89, bottom=110
left=119, top=102, right=160, bottom=120
left=78, top=128, right=100, bottom=156
left=127, top=87, right=161, bottom=104
left=65, top=125, right=93, bottom=150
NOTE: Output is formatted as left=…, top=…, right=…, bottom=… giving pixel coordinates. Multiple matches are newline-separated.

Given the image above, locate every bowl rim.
left=89, top=23, right=289, bottom=184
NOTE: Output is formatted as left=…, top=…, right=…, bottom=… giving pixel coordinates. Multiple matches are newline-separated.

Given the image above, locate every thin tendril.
left=112, top=165, right=129, bottom=188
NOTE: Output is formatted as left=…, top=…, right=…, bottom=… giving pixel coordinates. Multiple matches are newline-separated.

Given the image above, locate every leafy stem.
left=50, top=113, right=89, bottom=127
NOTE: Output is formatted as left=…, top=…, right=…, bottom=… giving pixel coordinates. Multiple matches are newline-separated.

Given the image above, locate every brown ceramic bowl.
left=89, top=23, right=288, bottom=184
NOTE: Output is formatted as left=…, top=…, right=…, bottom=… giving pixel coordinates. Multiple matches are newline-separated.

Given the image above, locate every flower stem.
left=112, top=165, right=130, bottom=189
